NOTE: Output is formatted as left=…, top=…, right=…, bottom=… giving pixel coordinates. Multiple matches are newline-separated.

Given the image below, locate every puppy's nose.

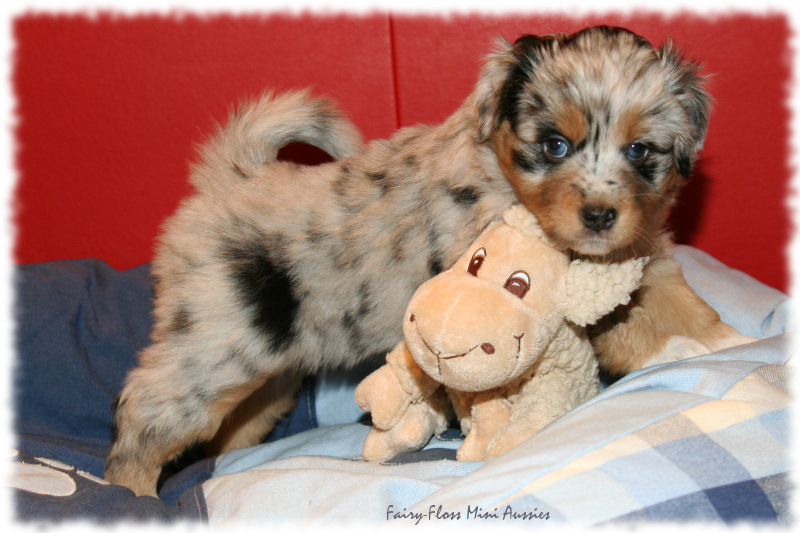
left=580, top=206, right=617, bottom=232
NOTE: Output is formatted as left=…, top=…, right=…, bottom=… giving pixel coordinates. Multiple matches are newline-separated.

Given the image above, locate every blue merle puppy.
left=106, top=26, right=751, bottom=497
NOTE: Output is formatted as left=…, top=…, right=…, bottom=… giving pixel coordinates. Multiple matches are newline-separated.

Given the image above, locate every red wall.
left=13, top=13, right=791, bottom=292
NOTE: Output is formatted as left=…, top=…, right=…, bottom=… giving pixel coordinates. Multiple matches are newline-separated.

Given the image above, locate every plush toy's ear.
left=564, top=258, right=648, bottom=326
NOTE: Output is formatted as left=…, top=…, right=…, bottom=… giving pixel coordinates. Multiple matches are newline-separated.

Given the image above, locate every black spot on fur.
left=233, top=163, right=249, bottom=180
left=307, top=227, right=332, bottom=244
left=341, top=310, right=370, bottom=357
left=138, top=427, right=156, bottom=447
left=429, top=254, right=444, bottom=276
left=498, top=35, right=552, bottom=133
left=333, top=168, right=369, bottom=212
left=639, top=162, right=659, bottom=184
left=356, top=282, right=372, bottom=318
left=391, top=225, right=413, bottom=261
left=332, top=168, right=351, bottom=198
left=591, top=118, right=601, bottom=147
left=169, top=304, right=193, bottom=335
left=223, top=236, right=300, bottom=352
left=342, top=312, right=358, bottom=333
left=368, top=168, right=397, bottom=196
left=426, top=229, right=445, bottom=276
left=403, top=155, right=419, bottom=170
left=512, top=150, right=537, bottom=173
left=333, top=245, right=363, bottom=270
left=190, top=384, right=220, bottom=405
left=499, top=62, right=533, bottom=133
left=449, top=186, right=480, bottom=206
left=514, top=145, right=559, bottom=175
left=110, top=395, right=121, bottom=444
left=215, top=346, right=262, bottom=380
left=378, top=177, right=396, bottom=196
left=632, top=157, right=660, bottom=184
left=676, top=152, right=693, bottom=178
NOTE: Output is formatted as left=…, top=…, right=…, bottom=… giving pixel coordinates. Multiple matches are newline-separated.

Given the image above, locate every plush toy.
left=355, top=205, right=647, bottom=461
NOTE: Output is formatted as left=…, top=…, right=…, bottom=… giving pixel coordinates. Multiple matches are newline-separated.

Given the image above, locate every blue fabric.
left=12, top=258, right=317, bottom=521
left=14, top=259, right=153, bottom=442
left=12, top=449, right=205, bottom=522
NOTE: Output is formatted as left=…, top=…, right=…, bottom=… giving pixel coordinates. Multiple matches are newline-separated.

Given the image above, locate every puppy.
left=105, top=26, right=751, bottom=497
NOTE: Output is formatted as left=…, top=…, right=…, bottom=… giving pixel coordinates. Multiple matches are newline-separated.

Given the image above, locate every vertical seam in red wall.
left=388, top=13, right=401, bottom=130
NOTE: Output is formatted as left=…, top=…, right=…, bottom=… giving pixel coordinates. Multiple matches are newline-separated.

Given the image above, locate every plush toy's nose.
left=481, top=343, right=495, bottom=354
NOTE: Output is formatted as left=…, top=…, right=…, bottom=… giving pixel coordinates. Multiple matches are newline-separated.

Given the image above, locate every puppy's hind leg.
left=105, top=342, right=280, bottom=497
left=207, top=371, right=304, bottom=455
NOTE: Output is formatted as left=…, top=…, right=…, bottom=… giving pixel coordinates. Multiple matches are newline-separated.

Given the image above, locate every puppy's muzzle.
left=580, top=206, right=617, bottom=232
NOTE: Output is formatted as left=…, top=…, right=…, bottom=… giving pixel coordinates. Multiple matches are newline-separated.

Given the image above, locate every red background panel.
left=391, top=13, right=791, bottom=293
left=12, top=13, right=791, bottom=292
left=13, top=14, right=396, bottom=270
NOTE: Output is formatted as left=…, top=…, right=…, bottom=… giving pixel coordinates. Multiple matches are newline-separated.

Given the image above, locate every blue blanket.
left=11, top=246, right=793, bottom=525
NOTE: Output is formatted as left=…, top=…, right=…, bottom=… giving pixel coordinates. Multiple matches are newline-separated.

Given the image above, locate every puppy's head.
left=475, top=26, right=711, bottom=258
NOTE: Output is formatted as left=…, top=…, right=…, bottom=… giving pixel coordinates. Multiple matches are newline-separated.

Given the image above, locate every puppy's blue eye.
left=626, top=143, right=649, bottom=162
left=543, top=138, right=570, bottom=159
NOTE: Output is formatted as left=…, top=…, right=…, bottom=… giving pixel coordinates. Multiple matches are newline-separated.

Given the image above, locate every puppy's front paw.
left=646, top=335, right=711, bottom=367
left=708, top=332, right=759, bottom=352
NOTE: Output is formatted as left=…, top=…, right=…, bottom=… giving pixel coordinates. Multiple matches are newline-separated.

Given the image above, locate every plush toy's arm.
left=355, top=342, right=441, bottom=429
left=361, top=389, right=450, bottom=461
left=355, top=342, right=449, bottom=461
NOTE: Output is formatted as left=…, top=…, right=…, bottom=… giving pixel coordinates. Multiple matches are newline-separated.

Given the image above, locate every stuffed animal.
left=355, top=205, right=647, bottom=461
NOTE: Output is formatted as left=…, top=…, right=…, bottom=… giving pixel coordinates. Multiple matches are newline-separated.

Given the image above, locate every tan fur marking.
left=618, top=106, right=647, bottom=143
left=557, top=101, right=588, bottom=143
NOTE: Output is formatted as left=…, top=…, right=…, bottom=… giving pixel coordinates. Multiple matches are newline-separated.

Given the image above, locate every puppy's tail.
left=191, top=89, right=363, bottom=194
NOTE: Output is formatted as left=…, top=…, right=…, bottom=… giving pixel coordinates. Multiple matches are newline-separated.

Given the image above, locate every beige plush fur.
left=356, top=206, right=646, bottom=461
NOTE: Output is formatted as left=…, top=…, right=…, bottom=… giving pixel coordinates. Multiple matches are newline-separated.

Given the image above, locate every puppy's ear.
left=474, top=37, right=517, bottom=142
left=658, top=41, right=713, bottom=178
left=474, top=35, right=554, bottom=142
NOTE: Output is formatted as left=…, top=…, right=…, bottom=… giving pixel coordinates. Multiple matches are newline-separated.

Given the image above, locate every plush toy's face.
left=403, top=222, right=570, bottom=392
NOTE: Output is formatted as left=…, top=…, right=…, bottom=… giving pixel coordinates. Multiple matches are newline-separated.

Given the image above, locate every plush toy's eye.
left=504, top=271, right=530, bottom=299
left=467, top=247, right=486, bottom=276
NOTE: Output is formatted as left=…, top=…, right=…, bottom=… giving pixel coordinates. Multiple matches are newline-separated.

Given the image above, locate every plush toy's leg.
left=483, top=413, right=553, bottom=460
left=589, top=256, right=757, bottom=376
left=457, top=396, right=511, bottom=461
left=362, top=401, right=441, bottom=461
